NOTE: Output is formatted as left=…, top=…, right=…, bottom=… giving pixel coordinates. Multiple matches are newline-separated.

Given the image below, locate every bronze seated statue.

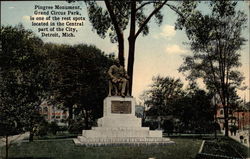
left=108, top=59, right=130, bottom=97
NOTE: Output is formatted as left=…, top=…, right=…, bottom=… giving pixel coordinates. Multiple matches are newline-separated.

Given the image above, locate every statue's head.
left=114, top=59, right=120, bottom=66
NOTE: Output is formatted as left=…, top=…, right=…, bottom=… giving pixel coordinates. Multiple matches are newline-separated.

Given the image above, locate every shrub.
left=68, top=120, right=85, bottom=134
left=162, top=120, right=174, bottom=135
left=142, top=120, right=158, bottom=130
left=48, top=121, right=59, bottom=135
left=36, top=122, right=49, bottom=137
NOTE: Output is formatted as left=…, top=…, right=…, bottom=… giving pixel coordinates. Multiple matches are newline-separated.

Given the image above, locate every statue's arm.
left=108, top=65, right=116, bottom=80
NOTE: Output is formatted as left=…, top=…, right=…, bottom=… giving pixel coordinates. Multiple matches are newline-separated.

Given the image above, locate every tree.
left=143, top=76, right=185, bottom=129
left=143, top=76, right=214, bottom=133
left=172, top=90, right=214, bottom=133
left=0, top=25, right=49, bottom=158
left=72, top=0, right=197, bottom=95
left=0, top=94, right=23, bottom=159
left=177, top=1, right=247, bottom=136
left=46, top=43, right=114, bottom=129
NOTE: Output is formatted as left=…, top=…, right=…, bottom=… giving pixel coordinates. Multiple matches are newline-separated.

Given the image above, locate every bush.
left=68, top=120, right=85, bottom=134
left=48, top=121, right=59, bottom=135
left=36, top=122, right=49, bottom=137
left=58, top=126, right=68, bottom=132
left=162, top=120, right=174, bottom=135
left=142, top=120, right=158, bottom=130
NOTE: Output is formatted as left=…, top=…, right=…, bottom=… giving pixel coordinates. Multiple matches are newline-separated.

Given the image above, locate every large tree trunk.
left=222, top=84, right=229, bottom=137
left=127, top=39, right=136, bottom=95
left=224, top=90, right=230, bottom=137
left=118, top=35, right=125, bottom=66
left=127, top=0, right=167, bottom=95
left=221, top=94, right=229, bottom=137
left=224, top=106, right=229, bottom=136
left=104, top=0, right=125, bottom=66
left=127, top=0, right=136, bottom=95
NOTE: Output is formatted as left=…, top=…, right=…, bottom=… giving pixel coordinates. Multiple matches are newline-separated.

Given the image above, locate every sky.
left=1, top=1, right=249, bottom=103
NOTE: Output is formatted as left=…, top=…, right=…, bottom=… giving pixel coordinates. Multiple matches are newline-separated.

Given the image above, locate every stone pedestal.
left=74, top=96, right=174, bottom=146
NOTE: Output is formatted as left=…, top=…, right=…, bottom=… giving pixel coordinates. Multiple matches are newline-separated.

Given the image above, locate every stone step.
left=91, top=127, right=149, bottom=131
left=82, top=130, right=149, bottom=138
left=82, top=127, right=162, bottom=138
left=82, top=128, right=162, bottom=138
left=77, top=137, right=171, bottom=143
left=74, top=137, right=174, bottom=146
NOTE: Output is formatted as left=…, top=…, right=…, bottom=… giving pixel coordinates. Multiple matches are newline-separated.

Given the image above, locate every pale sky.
left=1, top=1, right=249, bottom=103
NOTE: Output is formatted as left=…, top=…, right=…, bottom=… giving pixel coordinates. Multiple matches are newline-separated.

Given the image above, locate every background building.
left=39, top=101, right=69, bottom=126
left=216, top=103, right=250, bottom=131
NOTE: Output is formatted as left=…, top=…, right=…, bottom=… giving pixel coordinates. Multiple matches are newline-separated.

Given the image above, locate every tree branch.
left=135, top=0, right=168, bottom=39
left=165, top=3, right=185, bottom=19
left=136, top=2, right=154, bottom=12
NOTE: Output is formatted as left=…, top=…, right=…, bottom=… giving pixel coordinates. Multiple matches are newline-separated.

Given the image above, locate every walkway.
left=227, top=130, right=249, bottom=148
left=0, top=132, right=30, bottom=147
left=229, top=130, right=250, bottom=159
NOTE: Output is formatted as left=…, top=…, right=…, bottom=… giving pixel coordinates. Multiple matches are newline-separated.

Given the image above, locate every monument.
left=74, top=60, right=173, bottom=146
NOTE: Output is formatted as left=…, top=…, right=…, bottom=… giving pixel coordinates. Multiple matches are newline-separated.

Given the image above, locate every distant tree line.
left=141, top=76, right=216, bottom=134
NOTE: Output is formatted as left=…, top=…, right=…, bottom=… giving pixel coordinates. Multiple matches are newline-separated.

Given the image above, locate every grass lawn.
left=0, top=138, right=202, bottom=159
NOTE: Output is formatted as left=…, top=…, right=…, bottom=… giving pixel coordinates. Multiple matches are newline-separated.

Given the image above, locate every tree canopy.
left=142, top=76, right=214, bottom=133
left=143, top=76, right=184, bottom=117
left=45, top=43, right=114, bottom=129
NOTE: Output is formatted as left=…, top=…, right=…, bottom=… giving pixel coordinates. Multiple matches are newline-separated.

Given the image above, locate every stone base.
left=74, top=96, right=174, bottom=146
left=74, top=137, right=174, bottom=146
left=81, top=127, right=162, bottom=138
left=97, top=115, right=142, bottom=128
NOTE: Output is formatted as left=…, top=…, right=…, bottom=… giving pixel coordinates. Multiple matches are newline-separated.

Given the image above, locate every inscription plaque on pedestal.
left=111, top=101, right=131, bottom=114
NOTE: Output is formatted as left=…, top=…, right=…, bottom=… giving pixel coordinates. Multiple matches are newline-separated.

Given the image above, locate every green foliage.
left=46, top=43, right=114, bottom=128
left=143, top=76, right=214, bottom=133
left=80, top=1, right=197, bottom=94
left=36, top=121, right=49, bottom=137
left=1, top=24, right=115, bottom=138
left=176, top=1, right=247, bottom=136
left=162, top=119, right=174, bottom=134
left=68, top=120, right=85, bottom=134
left=173, top=90, right=214, bottom=133
left=85, top=1, right=130, bottom=43
left=142, top=120, right=158, bottom=130
left=144, top=76, right=185, bottom=117
left=0, top=25, right=49, bottom=137
left=84, top=1, right=165, bottom=43
left=48, top=121, right=59, bottom=135
left=177, top=1, right=247, bottom=98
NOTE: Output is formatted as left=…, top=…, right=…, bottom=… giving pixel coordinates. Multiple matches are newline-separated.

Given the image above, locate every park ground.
left=0, top=134, right=249, bottom=159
